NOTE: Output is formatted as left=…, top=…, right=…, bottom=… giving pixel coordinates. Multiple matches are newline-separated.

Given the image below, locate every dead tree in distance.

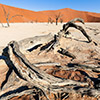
left=1, top=5, right=23, bottom=27
left=48, top=17, right=51, bottom=24
left=55, top=12, right=63, bottom=25
left=0, top=20, right=4, bottom=27
left=60, top=18, right=63, bottom=23
left=35, top=19, right=38, bottom=23
left=48, top=17, right=54, bottom=24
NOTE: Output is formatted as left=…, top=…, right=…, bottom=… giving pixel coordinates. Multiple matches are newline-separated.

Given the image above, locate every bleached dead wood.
left=68, top=18, right=85, bottom=24
left=86, top=26, right=100, bottom=35
left=62, top=21, right=92, bottom=42
left=8, top=41, right=88, bottom=88
left=0, top=41, right=91, bottom=100
left=33, top=62, right=60, bottom=67
left=18, top=33, right=55, bottom=52
left=0, top=81, right=34, bottom=100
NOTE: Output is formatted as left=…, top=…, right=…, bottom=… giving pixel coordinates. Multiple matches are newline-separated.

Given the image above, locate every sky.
left=0, top=0, right=100, bottom=13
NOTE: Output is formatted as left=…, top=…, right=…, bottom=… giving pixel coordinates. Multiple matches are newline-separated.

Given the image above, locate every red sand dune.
left=0, top=3, right=100, bottom=23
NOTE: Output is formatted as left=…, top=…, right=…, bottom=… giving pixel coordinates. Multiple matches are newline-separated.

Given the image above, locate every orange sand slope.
left=0, top=3, right=100, bottom=23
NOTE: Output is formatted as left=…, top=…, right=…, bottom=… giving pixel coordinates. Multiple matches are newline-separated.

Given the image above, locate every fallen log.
left=0, top=41, right=91, bottom=99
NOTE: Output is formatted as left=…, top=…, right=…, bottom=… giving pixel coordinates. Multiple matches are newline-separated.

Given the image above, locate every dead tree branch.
left=48, top=17, right=54, bottom=24
left=9, top=15, right=23, bottom=22
left=1, top=5, right=23, bottom=27
left=62, top=21, right=92, bottom=42
left=69, top=18, right=85, bottom=24
left=58, top=48, right=76, bottom=59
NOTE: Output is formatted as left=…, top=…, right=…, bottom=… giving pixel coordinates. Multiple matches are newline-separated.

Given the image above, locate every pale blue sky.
left=0, top=0, right=100, bottom=13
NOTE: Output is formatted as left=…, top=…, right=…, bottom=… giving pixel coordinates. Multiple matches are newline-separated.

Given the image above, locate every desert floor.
left=0, top=22, right=100, bottom=46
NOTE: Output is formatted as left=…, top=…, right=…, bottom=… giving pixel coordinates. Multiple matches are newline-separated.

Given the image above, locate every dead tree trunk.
left=55, top=12, right=62, bottom=25
left=56, top=18, right=58, bottom=25
left=0, top=41, right=96, bottom=99
left=6, top=18, right=10, bottom=27
left=1, top=5, right=23, bottom=27
left=60, top=18, right=63, bottom=23
left=0, top=20, right=4, bottom=27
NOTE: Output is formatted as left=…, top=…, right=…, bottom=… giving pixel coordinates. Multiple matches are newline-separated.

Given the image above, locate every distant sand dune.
left=0, top=4, right=100, bottom=23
